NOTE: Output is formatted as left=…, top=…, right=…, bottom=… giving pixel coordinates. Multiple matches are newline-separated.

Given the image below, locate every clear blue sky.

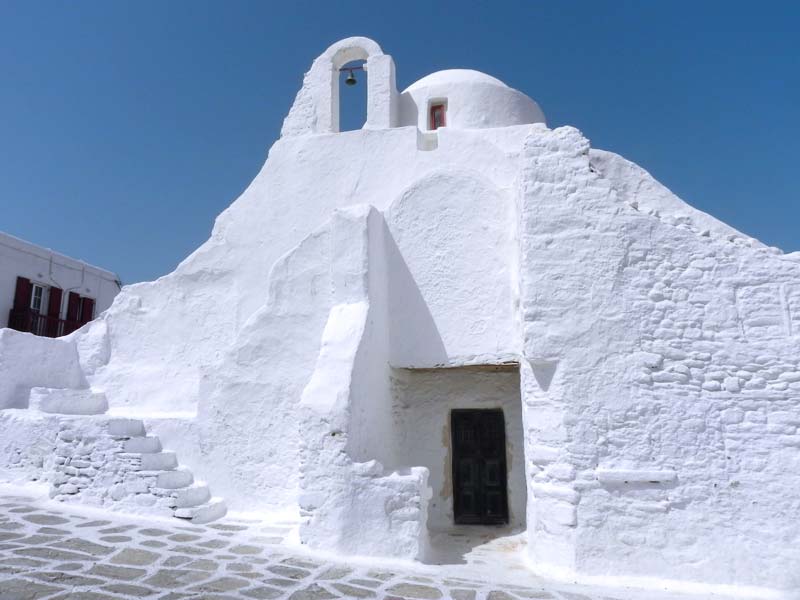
left=1, top=1, right=797, bottom=284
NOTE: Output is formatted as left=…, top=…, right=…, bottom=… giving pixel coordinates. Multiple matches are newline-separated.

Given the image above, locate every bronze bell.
left=344, top=70, right=357, bottom=86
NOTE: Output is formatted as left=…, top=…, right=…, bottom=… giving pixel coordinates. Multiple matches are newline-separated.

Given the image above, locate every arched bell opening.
left=337, top=59, right=368, bottom=132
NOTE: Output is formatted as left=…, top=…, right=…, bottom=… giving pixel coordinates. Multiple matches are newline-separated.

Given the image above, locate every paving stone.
left=317, top=565, right=353, bottom=580
left=265, top=577, right=300, bottom=588
left=0, top=578, right=63, bottom=600
left=99, top=524, right=138, bottom=534
left=75, top=519, right=112, bottom=528
left=288, top=584, right=338, bottom=600
left=209, top=523, right=248, bottom=531
left=0, top=532, right=24, bottom=541
left=37, top=527, right=70, bottom=535
left=0, top=557, right=47, bottom=568
left=560, top=594, right=592, bottom=600
left=140, top=528, right=172, bottom=536
left=88, top=563, right=149, bottom=580
left=387, top=583, right=444, bottom=599
left=9, top=506, right=36, bottom=513
left=237, top=571, right=264, bottom=579
left=13, top=546, right=94, bottom=562
left=28, top=571, right=106, bottom=586
left=0, top=522, right=25, bottom=530
left=101, top=583, right=158, bottom=597
left=48, top=593, right=120, bottom=600
left=111, top=547, right=161, bottom=566
left=241, top=587, right=285, bottom=599
left=199, top=538, right=230, bottom=549
left=170, top=544, right=210, bottom=555
left=443, top=579, right=483, bottom=588
left=21, top=514, right=69, bottom=525
left=230, top=543, right=262, bottom=555
left=142, top=568, right=211, bottom=588
left=11, top=534, right=60, bottom=545
left=450, top=590, right=478, bottom=600
left=52, top=537, right=115, bottom=555
left=268, top=564, right=312, bottom=579
left=349, top=578, right=383, bottom=588
left=282, top=556, right=322, bottom=569
left=168, top=533, right=202, bottom=542
left=0, top=543, right=22, bottom=551
left=163, top=555, right=194, bottom=567
left=366, top=569, right=395, bottom=581
left=141, top=539, right=168, bottom=548
left=332, top=582, right=376, bottom=597
left=100, top=534, right=134, bottom=542
left=186, top=576, right=251, bottom=592
left=486, top=592, right=518, bottom=600
left=185, top=558, right=218, bottom=571
left=54, top=562, right=85, bottom=571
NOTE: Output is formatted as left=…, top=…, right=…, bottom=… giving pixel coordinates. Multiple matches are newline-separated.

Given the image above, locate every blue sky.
left=1, top=1, right=797, bottom=284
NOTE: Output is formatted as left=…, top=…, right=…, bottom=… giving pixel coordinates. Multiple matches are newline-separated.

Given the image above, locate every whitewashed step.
left=174, top=497, right=227, bottom=524
left=107, top=418, right=145, bottom=438
left=124, top=436, right=162, bottom=453
left=157, top=468, right=193, bottom=489
left=174, top=483, right=211, bottom=509
left=138, top=452, right=177, bottom=471
left=29, top=387, right=108, bottom=415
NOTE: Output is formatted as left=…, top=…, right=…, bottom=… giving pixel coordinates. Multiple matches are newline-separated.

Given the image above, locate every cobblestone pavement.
left=0, top=489, right=718, bottom=600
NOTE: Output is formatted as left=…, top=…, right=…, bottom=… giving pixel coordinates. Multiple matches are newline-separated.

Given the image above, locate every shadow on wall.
left=383, top=219, right=448, bottom=366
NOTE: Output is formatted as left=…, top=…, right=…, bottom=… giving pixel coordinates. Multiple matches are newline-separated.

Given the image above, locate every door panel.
left=451, top=409, right=509, bottom=525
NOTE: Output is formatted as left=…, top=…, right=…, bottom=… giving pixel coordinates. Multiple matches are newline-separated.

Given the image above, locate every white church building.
left=0, top=38, right=798, bottom=596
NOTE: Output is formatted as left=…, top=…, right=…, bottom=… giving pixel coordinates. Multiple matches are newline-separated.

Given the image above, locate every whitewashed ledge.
left=595, top=468, right=677, bottom=485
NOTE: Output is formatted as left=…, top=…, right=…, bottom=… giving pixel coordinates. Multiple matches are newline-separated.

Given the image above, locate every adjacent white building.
left=0, top=231, right=120, bottom=336
left=0, top=37, right=798, bottom=597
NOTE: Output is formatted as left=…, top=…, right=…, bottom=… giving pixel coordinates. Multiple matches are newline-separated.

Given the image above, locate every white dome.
left=398, top=69, right=546, bottom=130
left=403, top=69, right=509, bottom=93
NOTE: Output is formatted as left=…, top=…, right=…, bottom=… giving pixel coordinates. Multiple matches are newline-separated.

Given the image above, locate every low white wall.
left=392, top=367, right=526, bottom=532
left=0, top=231, right=119, bottom=329
left=0, top=329, right=86, bottom=409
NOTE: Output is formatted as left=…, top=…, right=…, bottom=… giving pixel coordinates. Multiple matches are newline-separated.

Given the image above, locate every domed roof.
left=403, top=69, right=509, bottom=93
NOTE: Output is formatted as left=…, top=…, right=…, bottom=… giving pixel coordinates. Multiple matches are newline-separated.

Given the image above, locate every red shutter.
left=13, top=277, right=32, bottom=310
left=45, top=287, right=63, bottom=337
left=64, top=292, right=81, bottom=335
left=66, top=292, right=80, bottom=321
left=80, top=297, right=95, bottom=325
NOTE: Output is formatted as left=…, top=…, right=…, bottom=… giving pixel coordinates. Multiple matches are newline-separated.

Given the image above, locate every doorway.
left=451, top=409, right=509, bottom=525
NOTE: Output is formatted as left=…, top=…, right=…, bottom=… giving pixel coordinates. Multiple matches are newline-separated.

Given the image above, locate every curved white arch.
left=281, top=37, right=399, bottom=136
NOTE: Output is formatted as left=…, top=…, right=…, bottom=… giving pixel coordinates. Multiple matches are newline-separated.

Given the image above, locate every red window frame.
left=429, top=103, right=446, bottom=130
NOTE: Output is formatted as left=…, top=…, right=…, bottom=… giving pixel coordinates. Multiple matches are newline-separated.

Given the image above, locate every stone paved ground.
left=0, top=488, right=729, bottom=600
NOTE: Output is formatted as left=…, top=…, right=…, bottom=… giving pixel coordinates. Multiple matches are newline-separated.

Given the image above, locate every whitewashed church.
left=1, top=37, right=798, bottom=595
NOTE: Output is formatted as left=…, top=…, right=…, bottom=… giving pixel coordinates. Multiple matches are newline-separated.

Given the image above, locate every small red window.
left=429, top=103, right=446, bottom=130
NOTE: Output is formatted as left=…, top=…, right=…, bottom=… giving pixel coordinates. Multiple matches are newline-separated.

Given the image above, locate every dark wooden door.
left=451, top=409, right=509, bottom=525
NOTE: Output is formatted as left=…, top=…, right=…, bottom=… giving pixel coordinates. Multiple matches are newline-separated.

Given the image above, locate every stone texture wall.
left=518, top=125, right=800, bottom=590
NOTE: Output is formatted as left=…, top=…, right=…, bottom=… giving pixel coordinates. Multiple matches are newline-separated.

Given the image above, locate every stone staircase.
left=50, top=416, right=226, bottom=524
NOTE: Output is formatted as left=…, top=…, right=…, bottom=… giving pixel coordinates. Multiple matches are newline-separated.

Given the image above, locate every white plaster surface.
left=1, top=36, right=798, bottom=597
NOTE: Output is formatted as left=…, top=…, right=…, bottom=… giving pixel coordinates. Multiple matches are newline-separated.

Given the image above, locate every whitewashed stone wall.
left=518, top=125, right=800, bottom=591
